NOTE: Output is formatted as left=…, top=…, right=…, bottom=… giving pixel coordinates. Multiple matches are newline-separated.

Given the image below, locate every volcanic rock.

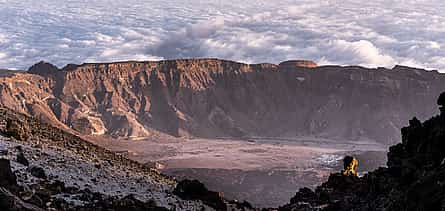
left=27, top=61, right=59, bottom=75
left=16, top=152, right=29, bottom=166
left=438, top=92, right=445, bottom=115
left=28, top=166, right=46, bottom=179
left=174, top=179, right=226, bottom=210
left=0, top=187, right=45, bottom=211
left=0, top=159, right=18, bottom=190
left=0, top=147, right=7, bottom=156
left=341, top=156, right=358, bottom=176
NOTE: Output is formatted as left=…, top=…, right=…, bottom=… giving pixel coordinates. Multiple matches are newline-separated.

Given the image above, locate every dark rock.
left=0, top=147, right=7, bottom=156
left=0, top=187, right=44, bottom=211
left=438, top=92, right=445, bottom=115
left=341, top=156, right=358, bottom=176
left=4, top=119, right=30, bottom=141
left=437, top=92, right=445, bottom=106
left=17, top=152, right=29, bottom=166
left=173, top=179, right=226, bottom=210
left=61, top=63, right=78, bottom=71
left=289, top=187, right=317, bottom=205
left=228, top=199, right=254, bottom=209
left=112, top=194, right=168, bottom=211
left=27, top=61, right=59, bottom=75
left=0, top=159, right=18, bottom=191
left=28, top=166, right=46, bottom=179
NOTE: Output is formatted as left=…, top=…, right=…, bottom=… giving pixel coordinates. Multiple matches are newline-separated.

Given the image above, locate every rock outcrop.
left=173, top=179, right=226, bottom=210
left=341, top=156, right=358, bottom=177
left=279, top=60, right=318, bottom=68
left=280, top=92, right=445, bottom=210
left=27, top=61, right=60, bottom=75
left=0, top=159, right=18, bottom=191
left=0, top=59, right=444, bottom=144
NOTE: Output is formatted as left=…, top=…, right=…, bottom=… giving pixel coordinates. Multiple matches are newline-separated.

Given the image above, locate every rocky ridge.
left=0, top=107, right=253, bottom=210
left=280, top=92, right=445, bottom=210
left=0, top=59, right=444, bottom=144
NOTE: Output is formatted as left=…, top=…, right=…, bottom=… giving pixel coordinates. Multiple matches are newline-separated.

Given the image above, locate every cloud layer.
left=1, top=0, right=445, bottom=71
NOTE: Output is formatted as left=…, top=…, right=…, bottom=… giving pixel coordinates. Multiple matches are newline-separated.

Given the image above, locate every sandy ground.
left=92, top=137, right=387, bottom=171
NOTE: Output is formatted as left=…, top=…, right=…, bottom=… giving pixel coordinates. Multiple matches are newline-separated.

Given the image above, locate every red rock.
left=279, top=60, right=318, bottom=68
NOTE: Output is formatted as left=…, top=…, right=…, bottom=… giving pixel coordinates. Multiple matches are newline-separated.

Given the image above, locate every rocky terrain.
left=0, top=107, right=253, bottom=210
left=0, top=59, right=444, bottom=144
left=280, top=92, right=445, bottom=210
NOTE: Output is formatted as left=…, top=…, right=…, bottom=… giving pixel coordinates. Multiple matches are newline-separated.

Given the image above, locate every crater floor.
left=92, top=136, right=387, bottom=207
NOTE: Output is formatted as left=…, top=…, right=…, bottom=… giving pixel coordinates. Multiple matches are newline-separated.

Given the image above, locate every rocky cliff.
left=280, top=92, right=445, bottom=210
left=0, top=59, right=444, bottom=144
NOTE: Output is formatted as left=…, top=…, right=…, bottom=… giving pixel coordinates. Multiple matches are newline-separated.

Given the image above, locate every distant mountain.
left=0, top=59, right=443, bottom=144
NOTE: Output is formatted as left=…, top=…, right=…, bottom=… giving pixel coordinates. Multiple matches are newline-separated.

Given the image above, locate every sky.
left=0, top=0, right=445, bottom=71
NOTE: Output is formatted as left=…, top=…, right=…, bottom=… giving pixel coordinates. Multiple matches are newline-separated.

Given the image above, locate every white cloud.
left=325, top=40, right=396, bottom=67
left=0, top=0, right=444, bottom=71
left=428, top=41, right=441, bottom=49
left=0, top=34, right=8, bottom=44
left=0, top=52, right=8, bottom=59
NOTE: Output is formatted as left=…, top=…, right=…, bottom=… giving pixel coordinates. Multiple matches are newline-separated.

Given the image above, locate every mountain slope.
left=0, top=59, right=444, bottom=144
left=0, top=107, right=255, bottom=210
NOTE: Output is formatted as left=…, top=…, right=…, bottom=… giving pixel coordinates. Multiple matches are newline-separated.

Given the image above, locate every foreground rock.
left=0, top=158, right=18, bottom=191
left=174, top=179, right=226, bottom=210
left=281, top=92, right=445, bottom=210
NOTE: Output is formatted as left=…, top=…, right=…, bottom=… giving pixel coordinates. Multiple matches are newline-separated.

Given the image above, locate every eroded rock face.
left=280, top=92, right=445, bottom=211
left=0, top=59, right=444, bottom=144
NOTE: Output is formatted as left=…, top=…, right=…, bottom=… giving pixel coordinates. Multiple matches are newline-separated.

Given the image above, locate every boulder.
left=28, top=166, right=46, bottom=179
left=0, top=187, right=44, bottom=211
left=17, top=152, right=29, bottom=166
left=173, top=179, right=226, bottom=210
left=0, top=159, right=18, bottom=190
left=341, top=156, right=358, bottom=177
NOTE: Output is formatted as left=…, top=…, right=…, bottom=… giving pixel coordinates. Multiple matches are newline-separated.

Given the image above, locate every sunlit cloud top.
left=0, top=0, right=445, bottom=71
